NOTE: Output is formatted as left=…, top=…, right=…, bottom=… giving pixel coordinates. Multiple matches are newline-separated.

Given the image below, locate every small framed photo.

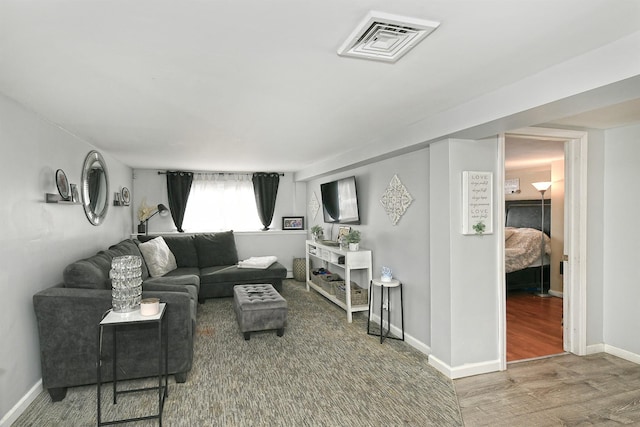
left=338, top=225, right=351, bottom=240
left=282, top=216, right=304, bottom=230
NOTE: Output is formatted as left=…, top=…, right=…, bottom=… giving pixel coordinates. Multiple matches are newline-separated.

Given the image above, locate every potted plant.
left=344, top=229, right=361, bottom=251
left=310, top=225, right=324, bottom=241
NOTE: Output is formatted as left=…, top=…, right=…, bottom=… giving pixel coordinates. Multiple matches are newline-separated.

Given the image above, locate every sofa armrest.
left=33, top=286, right=194, bottom=393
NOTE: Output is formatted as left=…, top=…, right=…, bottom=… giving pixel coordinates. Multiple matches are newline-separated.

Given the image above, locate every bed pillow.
left=138, top=236, right=178, bottom=278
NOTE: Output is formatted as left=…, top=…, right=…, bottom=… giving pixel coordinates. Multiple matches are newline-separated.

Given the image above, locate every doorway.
left=504, top=134, right=565, bottom=361
left=500, top=127, right=588, bottom=367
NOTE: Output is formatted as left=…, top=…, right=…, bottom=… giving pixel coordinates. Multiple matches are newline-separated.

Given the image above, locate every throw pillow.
left=138, top=236, right=178, bottom=278
left=194, top=231, right=239, bottom=268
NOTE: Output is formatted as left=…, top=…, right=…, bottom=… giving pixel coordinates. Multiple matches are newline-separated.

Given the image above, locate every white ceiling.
left=1, top=1, right=639, bottom=175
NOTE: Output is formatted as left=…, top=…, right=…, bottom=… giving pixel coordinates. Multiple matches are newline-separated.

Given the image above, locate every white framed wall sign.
left=462, top=171, right=493, bottom=235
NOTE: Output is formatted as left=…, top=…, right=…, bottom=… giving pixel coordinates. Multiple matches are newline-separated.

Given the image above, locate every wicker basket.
left=334, top=281, right=368, bottom=306
left=292, top=258, right=307, bottom=282
left=310, top=270, right=341, bottom=295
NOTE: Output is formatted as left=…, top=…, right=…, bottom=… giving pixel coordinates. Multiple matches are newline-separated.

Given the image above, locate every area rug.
left=14, top=280, right=462, bottom=426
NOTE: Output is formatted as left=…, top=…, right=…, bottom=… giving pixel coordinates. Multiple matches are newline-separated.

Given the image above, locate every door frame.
left=499, top=127, right=588, bottom=370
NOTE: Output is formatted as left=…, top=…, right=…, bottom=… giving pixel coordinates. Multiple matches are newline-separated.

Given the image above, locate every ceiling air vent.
left=337, top=11, right=440, bottom=63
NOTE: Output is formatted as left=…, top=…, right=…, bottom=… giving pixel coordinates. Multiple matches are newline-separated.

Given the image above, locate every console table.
left=305, top=240, right=372, bottom=322
left=97, top=304, right=168, bottom=426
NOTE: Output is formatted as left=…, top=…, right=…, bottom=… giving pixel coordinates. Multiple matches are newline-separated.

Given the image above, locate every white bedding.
left=505, top=227, right=551, bottom=273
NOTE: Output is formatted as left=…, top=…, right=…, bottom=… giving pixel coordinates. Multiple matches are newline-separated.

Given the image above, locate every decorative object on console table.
left=532, top=181, right=552, bottom=298
left=344, top=229, right=361, bottom=251
left=109, top=255, right=142, bottom=313
left=282, top=216, right=304, bottom=230
left=310, top=225, right=324, bottom=241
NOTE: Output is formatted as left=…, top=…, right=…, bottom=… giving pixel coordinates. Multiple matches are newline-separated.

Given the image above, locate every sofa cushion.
left=194, top=231, right=238, bottom=268
left=63, top=257, right=110, bottom=289
left=161, top=235, right=199, bottom=268
left=138, top=237, right=178, bottom=278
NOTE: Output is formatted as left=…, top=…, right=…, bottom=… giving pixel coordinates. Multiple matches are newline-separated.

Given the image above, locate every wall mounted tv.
left=320, top=176, right=361, bottom=224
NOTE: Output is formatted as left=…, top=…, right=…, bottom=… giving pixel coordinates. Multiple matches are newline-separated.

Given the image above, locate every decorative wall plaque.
left=309, top=191, right=320, bottom=220
left=380, top=174, right=413, bottom=225
left=462, top=171, right=493, bottom=235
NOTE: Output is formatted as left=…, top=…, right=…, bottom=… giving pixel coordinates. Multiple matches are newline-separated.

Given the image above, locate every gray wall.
left=429, top=138, right=500, bottom=373
left=602, top=123, right=640, bottom=355
left=305, top=149, right=430, bottom=349
left=0, top=93, right=133, bottom=423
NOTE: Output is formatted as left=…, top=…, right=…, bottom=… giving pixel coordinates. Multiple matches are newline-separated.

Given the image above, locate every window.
left=181, top=173, right=261, bottom=232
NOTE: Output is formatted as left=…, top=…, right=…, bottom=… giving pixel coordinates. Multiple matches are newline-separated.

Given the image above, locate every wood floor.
left=455, top=353, right=640, bottom=426
left=507, top=292, right=563, bottom=362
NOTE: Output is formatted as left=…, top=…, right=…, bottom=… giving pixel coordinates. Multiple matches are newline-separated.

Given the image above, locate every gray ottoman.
left=233, top=284, right=288, bottom=340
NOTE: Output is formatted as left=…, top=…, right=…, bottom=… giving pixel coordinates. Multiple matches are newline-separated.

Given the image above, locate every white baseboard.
left=548, top=289, right=563, bottom=298
left=586, top=343, right=605, bottom=355
left=604, top=344, right=640, bottom=365
left=428, top=354, right=502, bottom=379
left=369, top=313, right=431, bottom=356
left=0, top=379, right=42, bottom=427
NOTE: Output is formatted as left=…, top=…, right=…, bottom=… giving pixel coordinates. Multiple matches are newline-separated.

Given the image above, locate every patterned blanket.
left=505, top=227, right=551, bottom=273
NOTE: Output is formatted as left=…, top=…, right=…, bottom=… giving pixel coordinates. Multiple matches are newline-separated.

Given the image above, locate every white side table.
left=367, top=278, right=405, bottom=343
left=97, top=303, right=168, bottom=426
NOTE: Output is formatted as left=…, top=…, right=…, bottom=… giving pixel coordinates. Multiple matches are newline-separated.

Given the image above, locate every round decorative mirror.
left=81, top=150, right=110, bottom=225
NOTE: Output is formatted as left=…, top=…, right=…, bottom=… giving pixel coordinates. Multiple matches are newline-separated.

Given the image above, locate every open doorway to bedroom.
left=504, top=134, right=565, bottom=362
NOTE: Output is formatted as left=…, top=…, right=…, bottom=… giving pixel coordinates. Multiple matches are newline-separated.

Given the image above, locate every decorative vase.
left=110, top=255, right=143, bottom=313
left=348, top=242, right=359, bottom=251
left=137, top=222, right=146, bottom=234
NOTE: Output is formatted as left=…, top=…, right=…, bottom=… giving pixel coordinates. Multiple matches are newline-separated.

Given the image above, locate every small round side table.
left=367, top=278, right=405, bottom=343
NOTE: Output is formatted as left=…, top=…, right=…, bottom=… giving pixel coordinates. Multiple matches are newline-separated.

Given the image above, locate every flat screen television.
left=320, top=176, right=361, bottom=224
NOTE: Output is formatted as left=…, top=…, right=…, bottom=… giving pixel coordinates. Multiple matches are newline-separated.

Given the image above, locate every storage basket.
left=292, top=258, right=307, bottom=282
left=334, top=281, right=368, bottom=306
left=310, top=269, right=340, bottom=295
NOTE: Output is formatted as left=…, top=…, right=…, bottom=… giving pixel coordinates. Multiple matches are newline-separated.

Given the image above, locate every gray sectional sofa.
left=33, top=231, right=287, bottom=401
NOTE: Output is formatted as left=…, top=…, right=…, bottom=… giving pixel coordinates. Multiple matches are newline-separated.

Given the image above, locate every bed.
left=505, top=200, right=551, bottom=292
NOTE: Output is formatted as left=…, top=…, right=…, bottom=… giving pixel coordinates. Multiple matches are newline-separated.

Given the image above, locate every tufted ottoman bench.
left=233, top=284, right=288, bottom=340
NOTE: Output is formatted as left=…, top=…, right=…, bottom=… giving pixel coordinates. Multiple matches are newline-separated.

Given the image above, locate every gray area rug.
left=14, top=280, right=462, bottom=426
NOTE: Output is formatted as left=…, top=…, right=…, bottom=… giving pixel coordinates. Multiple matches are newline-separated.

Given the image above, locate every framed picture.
left=282, top=216, right=304, bottom=230
left=337, top=225, right=351, bottom=240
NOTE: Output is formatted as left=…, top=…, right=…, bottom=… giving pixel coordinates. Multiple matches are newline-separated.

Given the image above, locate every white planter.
left=348, top=242, right=359, bottom=251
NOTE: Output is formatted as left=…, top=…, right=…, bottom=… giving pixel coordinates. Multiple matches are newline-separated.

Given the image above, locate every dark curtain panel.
left=252, top=172, right=280, bottom=231
left=166, top=171, right=194, bottom=232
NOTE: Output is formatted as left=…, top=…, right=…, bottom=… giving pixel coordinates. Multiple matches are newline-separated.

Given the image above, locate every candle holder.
left=110, top=255, right=143, bottom=313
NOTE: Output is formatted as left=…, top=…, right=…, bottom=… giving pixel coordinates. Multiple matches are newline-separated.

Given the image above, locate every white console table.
left=305, top=240, right=372, bottom=322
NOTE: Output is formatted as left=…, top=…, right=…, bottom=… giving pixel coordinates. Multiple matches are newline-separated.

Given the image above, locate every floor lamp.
left=532, top=182, right=552, bottom=297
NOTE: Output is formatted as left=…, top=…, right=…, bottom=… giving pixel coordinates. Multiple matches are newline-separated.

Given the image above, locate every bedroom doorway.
left=504, top=133, right=565, bottom=362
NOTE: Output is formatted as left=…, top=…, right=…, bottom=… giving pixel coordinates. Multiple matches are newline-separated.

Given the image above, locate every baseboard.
left=0, top=379, right=42, bottom=427
left=548, top=289, right=563, bottom=298
left=604, top=344, right=640, bottom=365
left=428, top=354, right=502, bottom=379
left=369, top=313, right=431, bottom=356
left=586, top=343, right=605, bottom=355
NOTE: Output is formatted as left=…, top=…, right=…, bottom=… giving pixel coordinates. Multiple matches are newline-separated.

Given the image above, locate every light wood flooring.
left=455, top=353, right=640, bottom=426
left=507, top=292, right=564, bottom=361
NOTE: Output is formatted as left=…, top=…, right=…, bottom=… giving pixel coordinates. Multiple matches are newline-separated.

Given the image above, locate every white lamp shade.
left=531, top=181, right=552, bottom=192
